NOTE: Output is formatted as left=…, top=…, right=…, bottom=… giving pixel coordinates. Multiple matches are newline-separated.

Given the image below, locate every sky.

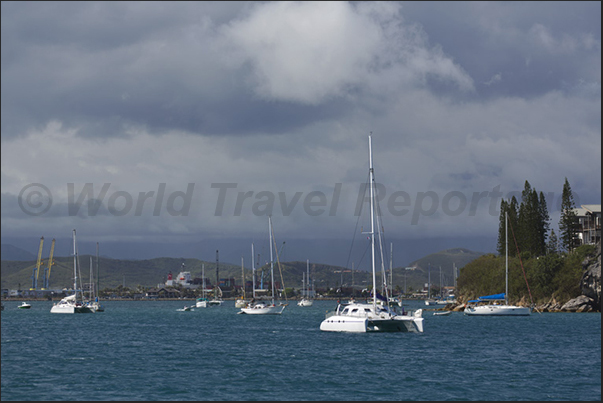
left=1, top=1, right=601, bottom=269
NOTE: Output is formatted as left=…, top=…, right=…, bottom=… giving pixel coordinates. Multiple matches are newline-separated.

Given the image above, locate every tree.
left=547, top=229, right=559, bottom=255
left=538, top=191, right=550, bottom=255
left=559, top=178, right=579, bottom=252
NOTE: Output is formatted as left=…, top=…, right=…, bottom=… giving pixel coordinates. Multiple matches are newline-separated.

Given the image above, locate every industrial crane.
left=42, top=238, right=56, bottom=290
left=30, top=237, right=44, bottom=290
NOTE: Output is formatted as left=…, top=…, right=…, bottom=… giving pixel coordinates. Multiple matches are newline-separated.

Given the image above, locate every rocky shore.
left=449, top=243, right=601, bottom=313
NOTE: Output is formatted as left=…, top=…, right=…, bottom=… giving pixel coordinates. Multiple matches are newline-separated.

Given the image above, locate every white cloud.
left=217, top=1, right=474, bottom=105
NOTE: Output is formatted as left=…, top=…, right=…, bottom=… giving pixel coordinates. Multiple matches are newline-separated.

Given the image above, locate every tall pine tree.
left=559, top=177, right=579, bottom=252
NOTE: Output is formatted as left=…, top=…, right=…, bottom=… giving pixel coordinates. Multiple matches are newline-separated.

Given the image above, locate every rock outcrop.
left=579, top=242, right=601, bottom=311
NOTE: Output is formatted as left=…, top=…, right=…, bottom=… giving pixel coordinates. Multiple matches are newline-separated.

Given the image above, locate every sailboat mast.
left=241, top=257, right=245, bottom=299
left=505, top=210, right=509, bottom=305
left=269, top=216, right=275, bottom=304
left=202, top=264, right=206, bottom=298
left=72, top=229, right=77, bottom=299
left=307, top=259, right=310, bottom=298
left=390, top=243, right=393, bottom=298
left=251, top=243, right=256, bottom=299
left=96, top=242, right=99, bottom=302
left=89, top=256, right=93, bottom=301
left=368, top=134, right=377, bottom=309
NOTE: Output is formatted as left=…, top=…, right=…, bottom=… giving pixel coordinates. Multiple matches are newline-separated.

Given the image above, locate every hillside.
left=1, top=248, right=484, bottom=292
left=1, top=244, right=37, bottom=261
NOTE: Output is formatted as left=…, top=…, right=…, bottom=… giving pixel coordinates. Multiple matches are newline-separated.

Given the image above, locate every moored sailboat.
left=239, top=217, right=286, bottom=315
left=464, top=211, right=531, bottom=316
left=298, top=259, right=313, bottom=307
left=50, top=229, right=93, bottom=314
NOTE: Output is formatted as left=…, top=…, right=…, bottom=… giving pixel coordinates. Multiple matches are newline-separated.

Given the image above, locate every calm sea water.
left=1, top=300, right=600, bottom=401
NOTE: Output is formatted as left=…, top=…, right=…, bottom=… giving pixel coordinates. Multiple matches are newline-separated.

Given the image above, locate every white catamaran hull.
left=320, top=303, right=424, bottom=333
left=464, top=305, right=530, bottom=316
left=50, top=303, right=93, bottom=314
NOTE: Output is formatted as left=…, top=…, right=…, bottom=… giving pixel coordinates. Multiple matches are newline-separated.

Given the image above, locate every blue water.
left=2, top=300, right=600, bottom=401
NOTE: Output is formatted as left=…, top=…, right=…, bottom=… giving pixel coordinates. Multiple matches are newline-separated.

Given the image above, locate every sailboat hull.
left=239, top=304, right=285, bottom=315
left=464, top=305, right=531, bottom=316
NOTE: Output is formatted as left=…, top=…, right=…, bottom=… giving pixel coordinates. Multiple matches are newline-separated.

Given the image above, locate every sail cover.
left=478, top=293, right=505, bottom=301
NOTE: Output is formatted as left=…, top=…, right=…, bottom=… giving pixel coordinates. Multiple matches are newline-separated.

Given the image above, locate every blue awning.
left=477, top=293, right=505, bottom=301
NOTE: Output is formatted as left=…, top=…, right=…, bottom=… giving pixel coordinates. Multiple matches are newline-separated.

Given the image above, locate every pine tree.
left=538, top=191, right=550, bottom=256
left=559, top=177, right=578, bottom=252
left=497, top=199, right=508, bottom=256
left=547, top=229, right=558, bottom=255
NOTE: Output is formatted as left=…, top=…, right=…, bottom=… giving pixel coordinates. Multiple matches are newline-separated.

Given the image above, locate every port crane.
left=30, top=237, right=44, bottom=290
left=42, top=238, right=56, bottom=290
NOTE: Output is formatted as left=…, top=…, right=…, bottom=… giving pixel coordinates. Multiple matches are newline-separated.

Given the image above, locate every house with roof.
left=574, top=204, right=601, bottom=246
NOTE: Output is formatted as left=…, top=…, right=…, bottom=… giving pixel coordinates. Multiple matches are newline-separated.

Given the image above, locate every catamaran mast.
left=369, top=134, right=377, bottom=310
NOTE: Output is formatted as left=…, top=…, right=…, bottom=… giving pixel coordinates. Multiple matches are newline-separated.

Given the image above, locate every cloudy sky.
left=1, top=1, right=600, bottom=268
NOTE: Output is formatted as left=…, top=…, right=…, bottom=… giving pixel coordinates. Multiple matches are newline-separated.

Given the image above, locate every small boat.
left=177, top=305, right=194, bottom=312
left=433, top=310, right=452, bottom=316
left=18, top=302, right=32, bottom=309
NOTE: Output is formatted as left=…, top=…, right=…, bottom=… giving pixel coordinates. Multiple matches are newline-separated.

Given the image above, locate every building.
left=574, top=204, right=601, bottom=246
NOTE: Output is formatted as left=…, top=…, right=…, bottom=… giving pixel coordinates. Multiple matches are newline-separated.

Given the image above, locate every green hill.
left=1, top=248, right=484, bottom=294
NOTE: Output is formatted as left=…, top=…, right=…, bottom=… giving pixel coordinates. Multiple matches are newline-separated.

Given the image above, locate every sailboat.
left=208, top=250, right=224, bottom=306
left=50, top=229, right=93, bottom=314
left=196, top=264, right=209, bottom=308
left=320, top=134, right=424, bottom=333
left=298, top=259, right=313, bottom=307
left=235, top=257, right=248, bottom=308
left=239, top=216, right=286, bottom=315
left=464, top=211, right=531, bottom=316
left=85, top=243, right=104, bottom=312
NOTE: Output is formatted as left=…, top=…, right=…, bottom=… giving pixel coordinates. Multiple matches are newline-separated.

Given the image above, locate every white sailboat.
left=320, top=134, right=424, bottom=333
left=196, top=264, right=209, bottom=308
left=235, top=257, right=248, bottom=308
left=298, top=259, right=313, bottom=307
left=239, top=217, right=286, bottom=315
left=464, top=211, right=531, bottom=316
left=85, top=243, right=104, bottom=312
left=50, top=229, right=93, bottom=314
left=208, top=250, right=224, bottom=306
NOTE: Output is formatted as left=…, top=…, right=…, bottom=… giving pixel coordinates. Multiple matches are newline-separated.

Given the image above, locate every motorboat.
left=18, top=302, right=32, bottom=309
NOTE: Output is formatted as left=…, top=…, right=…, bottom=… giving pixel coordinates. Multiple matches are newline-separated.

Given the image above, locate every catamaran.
left=320, top=134, right=424, bottom=333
